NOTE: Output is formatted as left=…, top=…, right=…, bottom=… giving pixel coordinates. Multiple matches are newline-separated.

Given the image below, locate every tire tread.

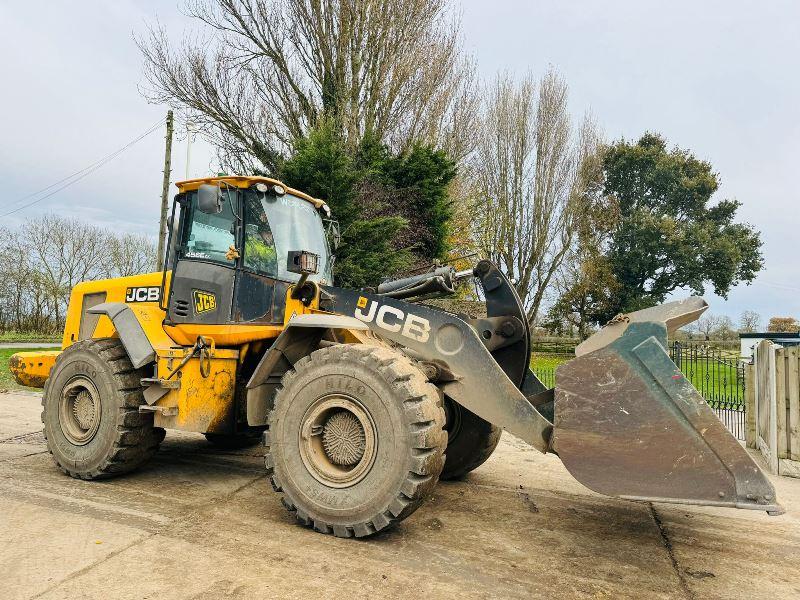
left=265, top=343, right=446, bottom=538
left=42, top=338, right=163, bottom=479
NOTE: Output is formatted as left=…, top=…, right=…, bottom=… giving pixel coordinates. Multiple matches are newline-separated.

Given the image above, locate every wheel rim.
left=299, top=394, right=377, bottom=489
left=59, top=376, right=102, bottom=445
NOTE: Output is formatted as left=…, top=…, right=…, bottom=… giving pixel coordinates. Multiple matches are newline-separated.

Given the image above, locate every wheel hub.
left=322, top=411, right=366, bottom=466
left=72, top=390, right=96, bottom=430
left=299, top=394, right=377, bottom=489
left=59, top=376, right=101, bottom=445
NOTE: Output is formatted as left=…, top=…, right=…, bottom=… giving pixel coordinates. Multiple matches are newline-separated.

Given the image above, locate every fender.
left=87, top=302, right=156, bottom=368
left=324, top=286, right=553, bottom=452
left=245, top=314, right=370, bottom=426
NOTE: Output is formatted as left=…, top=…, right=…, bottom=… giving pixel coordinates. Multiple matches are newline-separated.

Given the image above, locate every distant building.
left=739, top=332, right=800, bottom=358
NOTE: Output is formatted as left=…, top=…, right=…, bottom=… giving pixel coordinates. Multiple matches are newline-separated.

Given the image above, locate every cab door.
left=231, top=191, right=281, bottom=324
left=167, top=190, right=240, bottom=325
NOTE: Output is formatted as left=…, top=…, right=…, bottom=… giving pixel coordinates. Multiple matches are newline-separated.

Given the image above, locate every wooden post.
left=789, top=347, right=800, bottom=461
left=776, top=347, right=788, bottom=459
left=157, top=110, right=174, bottom=271
left=745, top=362, right=756, bottom=448
left=767, top=343, right=779, bottom=474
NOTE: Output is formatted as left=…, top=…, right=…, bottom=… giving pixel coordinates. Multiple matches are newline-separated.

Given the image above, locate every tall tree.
left=597, top=133, right=763, bottom=321
left=545, top=129, right=616, bottom=339
left=471, top=70, right=598, bottom=325
left=280, top=123, right=456, bottom=288
left=137, top=0, right=477, bottom=173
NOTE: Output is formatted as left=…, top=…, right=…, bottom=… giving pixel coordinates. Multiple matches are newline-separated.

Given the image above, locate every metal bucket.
left=551, top=298, right=782, bottom=514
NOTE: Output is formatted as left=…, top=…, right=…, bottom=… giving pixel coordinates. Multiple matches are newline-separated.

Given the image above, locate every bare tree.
left=712, top=315, right=737, bottom=340
left=137, top=0, right=477, bottom=172
left=104, top=233, right=158, bottom=278
left=0, top=216, right=158, bottom=334
left=739, top=310, right=761, bottom=333
left=693, top=313, right=723, bottom=339
left=21, top=215, right=108, bottom=329
left=472, top=70, right=599, bottom=325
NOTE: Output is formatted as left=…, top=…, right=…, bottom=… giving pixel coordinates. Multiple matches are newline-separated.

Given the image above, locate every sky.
left=0, top=0, right=798, bottom=325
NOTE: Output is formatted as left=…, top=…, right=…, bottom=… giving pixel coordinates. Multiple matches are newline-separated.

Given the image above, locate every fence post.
left=753, top=340, right=779, bottom=474
left=776, top=347, right=788, bottom=459
left=788, top=347, right=800, bottom=462
left=745, top=362, right=756, bottom=449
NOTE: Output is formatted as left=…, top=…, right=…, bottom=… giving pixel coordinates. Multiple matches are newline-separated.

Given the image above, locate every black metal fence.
left=669, top=342, right=746, bottom=440
left=530, top=341, right=747, bottom=441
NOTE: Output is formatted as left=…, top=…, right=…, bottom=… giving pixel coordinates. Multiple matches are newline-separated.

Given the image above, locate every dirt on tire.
left=41, top=338, right=163, bottom=479
left=265, top=344, right=447, bottom=538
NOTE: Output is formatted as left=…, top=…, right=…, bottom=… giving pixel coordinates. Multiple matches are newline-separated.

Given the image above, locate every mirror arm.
left=291, top=273, right=310, bottom=299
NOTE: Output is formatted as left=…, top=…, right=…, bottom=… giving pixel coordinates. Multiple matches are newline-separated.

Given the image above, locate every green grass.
left=531, top=353, right=571, bottom=370
left=673, top=359, right=744, bottom=406
left=0, top=331, right=60, bottom=343
left=530, top=353, right=571, bottom=389
left=0, top=348, right=54, bottom=393
left=531, top=351, right=744, bottom=407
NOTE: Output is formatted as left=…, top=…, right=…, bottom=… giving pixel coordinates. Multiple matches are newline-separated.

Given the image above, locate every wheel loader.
left=9, top=175, right=782, bottom=537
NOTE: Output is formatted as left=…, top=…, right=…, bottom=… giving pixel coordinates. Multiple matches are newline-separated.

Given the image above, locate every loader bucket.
left=551, top=298, right=783, bottom=515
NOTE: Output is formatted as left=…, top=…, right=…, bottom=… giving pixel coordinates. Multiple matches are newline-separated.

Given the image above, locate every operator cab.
left=164, top=176, right=333, bottom=327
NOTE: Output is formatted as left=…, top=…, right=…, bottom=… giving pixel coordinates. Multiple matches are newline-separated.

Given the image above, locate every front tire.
left=42, top=338, right=162, bottom=479
left=265, top=344, right=447, bottom=537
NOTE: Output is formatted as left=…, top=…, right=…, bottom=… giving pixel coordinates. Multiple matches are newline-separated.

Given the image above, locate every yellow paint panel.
left=152, top=352, right=238, bottom=434
left=8, top=351, right=61, bottom=389
left=63, top=271, right=169, bottom=348
left=164, top=323, right=283, bottom=347
left=176, top=175, right=324, bottom=208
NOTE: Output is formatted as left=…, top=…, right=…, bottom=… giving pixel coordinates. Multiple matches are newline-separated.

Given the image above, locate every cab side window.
left=181, top=191, right=237, bottom=265
left=243, top=194, right=278, bottom=276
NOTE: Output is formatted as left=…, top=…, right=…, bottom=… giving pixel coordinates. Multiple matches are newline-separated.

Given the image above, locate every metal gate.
left=669, top=341, right=746, bottom=440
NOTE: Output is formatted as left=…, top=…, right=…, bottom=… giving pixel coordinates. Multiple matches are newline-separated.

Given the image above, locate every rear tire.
left=265, top=344, right=446, bottom=537
left=439, top=397, right=502, bottom=480
left=42, top=338, right=162, bottom=479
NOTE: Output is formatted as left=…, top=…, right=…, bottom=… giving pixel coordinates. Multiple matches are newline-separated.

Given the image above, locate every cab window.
left=180, top=190, right=237, bottom=265
left=243, top=194, right=278, bottom=276
left=243, top=189, right=332, bottom=283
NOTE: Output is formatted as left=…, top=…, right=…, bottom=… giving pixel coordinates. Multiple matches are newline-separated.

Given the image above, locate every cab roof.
left=175, top=175, right=325, bottom=208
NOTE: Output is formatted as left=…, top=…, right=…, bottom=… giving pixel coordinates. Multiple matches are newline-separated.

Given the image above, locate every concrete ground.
left=1, top=391, right=799, bottom=600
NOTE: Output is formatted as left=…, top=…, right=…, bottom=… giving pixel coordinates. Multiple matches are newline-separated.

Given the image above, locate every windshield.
left=244, top=190, right=332, bottom=284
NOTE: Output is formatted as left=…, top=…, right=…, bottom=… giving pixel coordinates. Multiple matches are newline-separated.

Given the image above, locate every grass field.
left=0, top=331, right=60, bottom=343
left=0, top=348, right=53, bottom=392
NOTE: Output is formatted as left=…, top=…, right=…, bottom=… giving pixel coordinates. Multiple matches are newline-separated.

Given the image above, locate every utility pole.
left=157, top=110, right=174, bottom=271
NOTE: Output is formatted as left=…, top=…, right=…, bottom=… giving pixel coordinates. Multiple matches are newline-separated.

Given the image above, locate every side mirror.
left=197, top=184, right=223, bottom=214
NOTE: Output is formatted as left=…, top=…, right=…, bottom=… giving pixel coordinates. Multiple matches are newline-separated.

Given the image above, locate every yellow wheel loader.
left=10, top=175, right=782, bottom=537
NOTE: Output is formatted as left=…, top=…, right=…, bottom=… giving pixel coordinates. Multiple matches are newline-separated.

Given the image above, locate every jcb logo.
left=125, top=287, right=160, bottom=303
left=354, top=296, right=431, bottom=343
left=193, top=290, right=217, bottom=314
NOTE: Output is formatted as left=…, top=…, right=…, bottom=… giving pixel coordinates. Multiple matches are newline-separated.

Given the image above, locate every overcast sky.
left=1, top=1, right=798, bottom=324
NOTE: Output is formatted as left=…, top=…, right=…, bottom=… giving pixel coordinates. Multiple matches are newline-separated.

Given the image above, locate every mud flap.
left=551, top=298, right=783, bottom=515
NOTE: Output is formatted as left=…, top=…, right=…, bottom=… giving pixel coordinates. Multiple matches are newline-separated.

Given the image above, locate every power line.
left=2, top=117, right=166, bottom=218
